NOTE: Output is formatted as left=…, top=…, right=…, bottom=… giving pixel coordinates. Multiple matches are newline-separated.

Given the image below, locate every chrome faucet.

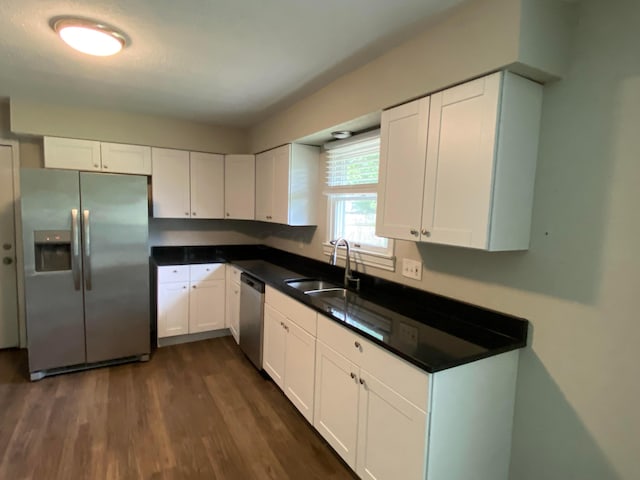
left=330, top=238, right=360, bottom=291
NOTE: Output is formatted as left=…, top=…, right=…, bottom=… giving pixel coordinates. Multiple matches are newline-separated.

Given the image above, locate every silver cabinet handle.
left=421, top=229, right=431, bottom=237
left=185, top=212, right=189, bottom=216
left=354, top=341, right=362, bottom=351
left=103, top=165, right=108, bottom=169
left=359, top=378, right=366, bottom=387
left=82, top=209, right=92, bottom=291
left=192, top=285, right=197, bottom=289
left=280, top=321, right=284, bottom=327
left=192, top=212, right=197, bottom=216
left=2, top=257, right=13, bottom=265
left=226, top=212, right=230, bottom=217
left=3, top=243, right=12, bottom=250
left=93, top=163, right=99, bottom=168
left=410, top=229, right=419, bottom=236
left=71, top=209, right=81, bottom=290
left=182, top=286, right=187, bottom=289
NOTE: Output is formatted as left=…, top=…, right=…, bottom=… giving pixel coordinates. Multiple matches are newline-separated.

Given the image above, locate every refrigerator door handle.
left=71, top=208, right=81, bottom=290
left=83, top=209, right=92, bottom=291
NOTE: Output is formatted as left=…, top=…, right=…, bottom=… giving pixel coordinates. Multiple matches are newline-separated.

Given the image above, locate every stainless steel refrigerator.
left=21, top=169, right=150, bottom=380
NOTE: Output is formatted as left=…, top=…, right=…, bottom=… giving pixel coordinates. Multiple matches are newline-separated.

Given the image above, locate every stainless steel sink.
left=285, top=279, right=350, bottom=298
left=285, top=279, right=340, bottom=292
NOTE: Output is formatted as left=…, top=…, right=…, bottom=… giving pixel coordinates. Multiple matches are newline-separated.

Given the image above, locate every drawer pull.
left=354, top=341, right=362, bottom=352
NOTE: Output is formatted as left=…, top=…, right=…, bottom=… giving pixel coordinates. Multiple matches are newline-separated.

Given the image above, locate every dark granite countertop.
left=151, top=245, right=528, bottom=374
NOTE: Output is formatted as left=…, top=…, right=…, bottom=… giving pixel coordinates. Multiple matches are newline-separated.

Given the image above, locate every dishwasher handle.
left=240, top=273, right=265, bottom=293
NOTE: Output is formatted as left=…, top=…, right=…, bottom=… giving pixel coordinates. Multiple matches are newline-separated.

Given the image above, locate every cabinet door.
left=189, top=279, right=225, bottom=333
left=230, top=282, right=240, bottom=343
left=255, top=150, right=274, bottom=222
left=271, top=145, right=290, bottom=225
left=314, top=340, right=360, bottom=468
left=284, top=319, right=316, bottom=423
left=263, top=304, right=287, bottom=389
left=190, top=152, right=224, bottom=219
left=376, top=97, right=430, bottom=241
left=421, top=73, right=501, bottom=248
left=356, top=370, right=428, bottom=480
left=44, top=137, right=101, bottom=171
left=224, top=154, right=255, bottom=220
left=151, top=148, right=190, bottom=218
left=157, top=282, right=189, bottom=338
left=100, top=142, right=151, bottom=175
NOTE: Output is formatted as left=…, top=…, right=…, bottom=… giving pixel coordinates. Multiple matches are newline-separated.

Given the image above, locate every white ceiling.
left=0, top=0, right=467, bottom=127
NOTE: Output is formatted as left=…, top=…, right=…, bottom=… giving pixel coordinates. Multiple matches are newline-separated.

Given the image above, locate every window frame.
left=323, top=130, right=395, bottom=272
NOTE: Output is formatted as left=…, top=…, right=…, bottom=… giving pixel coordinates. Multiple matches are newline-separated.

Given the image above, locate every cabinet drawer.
left=158, top=265, right=190, bottom=283
left=190, top=263, right=225, bottom=282
left=266, top=286, right=317, bottom=336
left=318, top=314, right=429, bottom=411
left=229, top=265, right=242, bottom=285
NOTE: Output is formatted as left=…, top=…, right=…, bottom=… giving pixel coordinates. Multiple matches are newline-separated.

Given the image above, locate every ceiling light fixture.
left=52, top=17, right=128, bottom=57
left=331, top=131, right=353, bottom=139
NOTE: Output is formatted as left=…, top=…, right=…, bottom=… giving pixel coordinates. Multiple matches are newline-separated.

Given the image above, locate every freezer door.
left=80, top=172, right=150, bottom=363
left=20, top=169, right=86, bottom=372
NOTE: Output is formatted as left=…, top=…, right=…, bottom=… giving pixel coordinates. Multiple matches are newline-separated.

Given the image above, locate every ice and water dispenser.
left=34, top=230, right=72, bottom=272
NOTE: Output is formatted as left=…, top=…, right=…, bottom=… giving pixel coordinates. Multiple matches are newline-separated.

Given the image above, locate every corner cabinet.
left=255, top=144, right=319, bottom=225
left=376, top=71, right=543, bottom=250
left=44, top=137, right=151, bottom=175
left=151, top=148, right=225, bottom=219
left=157, top=264, right=226, bottom=340
left=224, top=154, right=255, bottom=220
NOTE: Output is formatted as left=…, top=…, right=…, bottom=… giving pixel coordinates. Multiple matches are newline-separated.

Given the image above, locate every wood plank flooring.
left=0, top=337, right=356, bottom=480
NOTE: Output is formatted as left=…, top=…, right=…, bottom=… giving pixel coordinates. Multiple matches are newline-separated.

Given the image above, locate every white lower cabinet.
left=314, top=340, right=360, bottom=467
left=157, top=282, right=189, bottom=337
left=263, top=286, right=317, bottom=422
left=225, top=266, right=241, bottom=343
left=157, top=264, right=226, bottom=340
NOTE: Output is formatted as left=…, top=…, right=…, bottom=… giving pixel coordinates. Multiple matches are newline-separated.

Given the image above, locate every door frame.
left=0, top=137, right=25, bottom=348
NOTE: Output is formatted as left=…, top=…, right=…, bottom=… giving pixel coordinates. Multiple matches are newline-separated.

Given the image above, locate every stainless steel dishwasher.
left=239, top=273, right=265, bottom=370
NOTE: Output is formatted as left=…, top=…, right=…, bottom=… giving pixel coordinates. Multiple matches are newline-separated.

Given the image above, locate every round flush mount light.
left=52, top=17, right=128, bottom=56
left=331, top=131, right=353, bottom=140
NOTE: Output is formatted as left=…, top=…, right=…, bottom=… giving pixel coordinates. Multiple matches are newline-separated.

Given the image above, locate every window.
left=324, top=130, right=394, bottom=271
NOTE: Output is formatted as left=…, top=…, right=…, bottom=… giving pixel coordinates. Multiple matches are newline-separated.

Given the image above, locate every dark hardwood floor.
left=0, top=337, right=356, bottom=480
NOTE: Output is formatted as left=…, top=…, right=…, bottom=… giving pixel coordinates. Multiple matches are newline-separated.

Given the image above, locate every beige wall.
left=262, top=1, right=640, bottom=478
left=149, top=219, right=265, bottom=247
left=10, top=100, right=250, bottom=154
left=248, top=0, right=571, bottom=153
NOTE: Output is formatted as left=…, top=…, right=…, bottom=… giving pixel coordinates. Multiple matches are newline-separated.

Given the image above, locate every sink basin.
left=285, top=279, right=340, bottom=292
left=306, top=288, right=349, bottom=298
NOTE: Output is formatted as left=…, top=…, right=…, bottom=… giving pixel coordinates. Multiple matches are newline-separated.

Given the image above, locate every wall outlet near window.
left=401, top=258, right=422, bottom=280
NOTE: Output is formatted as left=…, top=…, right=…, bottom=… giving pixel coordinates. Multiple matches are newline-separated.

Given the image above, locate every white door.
left=189, top=280, right=225, bottom=333
left=263, top=304, right=286, bottom=389
left=421, top=73, right=501, bottom=248
left=100, top=142, right=152, bottom=175
left=356, top=370, right=428, bottom=480
left=151, top=148, right=190, bottom=218
left=0, top=145, right=18, bottom=348
left=255, top=150, right=274, bottom=222
left=284, top=319, right=316, bottom=423
left=157, top=282, right=189, bottom=337
left=224, top=154, right=255, bottom=220
left=314, top=340, right=360, bottom=468
left=271, top=145, right=290, bottom=225
left=190, top=152, right=225, bottom=219
left=376, top=97, right=430, bottom=241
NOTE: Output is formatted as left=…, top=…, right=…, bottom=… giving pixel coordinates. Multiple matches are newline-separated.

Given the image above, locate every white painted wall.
left=256, top=0, right=640, bottom=478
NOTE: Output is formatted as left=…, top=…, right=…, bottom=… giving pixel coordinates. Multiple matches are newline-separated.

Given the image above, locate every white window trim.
left=321, top=242, right=396, bottom=272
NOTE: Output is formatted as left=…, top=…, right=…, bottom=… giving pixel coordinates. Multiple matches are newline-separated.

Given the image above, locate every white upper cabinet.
left=190, top=152, right=224, bottom=219
left=152, top=148, right=225, bottom=219
left=255, top=144, right=319, bottom=225
left=376, top=97, right=430, bottom=241
left=377, top=71, right=543, bottom=251
left=152, top=147, right=191, bottom=218
left=44, top=137, right=151, bottom=175
left=224, top=154, right=255, bottom=220
left=100, top=142, right=152, bottom=175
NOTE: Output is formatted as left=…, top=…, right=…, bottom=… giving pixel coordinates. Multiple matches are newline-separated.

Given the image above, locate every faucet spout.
left=329, top=238, right=360, bottom=291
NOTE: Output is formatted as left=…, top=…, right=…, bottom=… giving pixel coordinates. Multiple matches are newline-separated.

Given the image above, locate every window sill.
left=322, top=243, right=396, bottom=272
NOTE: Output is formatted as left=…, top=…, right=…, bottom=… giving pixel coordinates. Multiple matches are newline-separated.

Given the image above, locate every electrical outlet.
left=401, top=258, right=422, bottom=280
